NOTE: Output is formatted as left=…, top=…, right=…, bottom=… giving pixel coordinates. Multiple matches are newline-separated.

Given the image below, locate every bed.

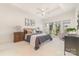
left=24, top=28, right=52, bottom=50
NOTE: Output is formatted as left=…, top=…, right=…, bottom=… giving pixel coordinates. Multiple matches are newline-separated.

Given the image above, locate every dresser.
left=14, top=32, right=24, bottom=42
left=64, top=35, right=79, bottom=55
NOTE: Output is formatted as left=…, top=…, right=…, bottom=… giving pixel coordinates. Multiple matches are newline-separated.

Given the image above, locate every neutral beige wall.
left=0, top=4, right=28, bottom=44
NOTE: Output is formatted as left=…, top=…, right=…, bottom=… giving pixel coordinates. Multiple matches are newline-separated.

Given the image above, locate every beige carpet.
left=0, top=38, right=64, bottom=56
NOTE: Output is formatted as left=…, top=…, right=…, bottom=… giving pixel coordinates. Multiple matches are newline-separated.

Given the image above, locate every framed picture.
left=25, top=18, right=35, bottom=26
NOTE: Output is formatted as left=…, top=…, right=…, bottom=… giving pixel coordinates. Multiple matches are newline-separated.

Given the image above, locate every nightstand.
left=14, top=32, right=24, bottom=42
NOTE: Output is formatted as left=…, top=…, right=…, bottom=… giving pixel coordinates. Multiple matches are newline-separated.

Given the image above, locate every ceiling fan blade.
left=46, top=6, right=60, bottom=14
left=36, top=8, right=48, bottom=12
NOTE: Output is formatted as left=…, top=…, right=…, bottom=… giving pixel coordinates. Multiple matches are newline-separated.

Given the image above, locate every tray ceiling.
left=11, top=3, right=79, bottom=18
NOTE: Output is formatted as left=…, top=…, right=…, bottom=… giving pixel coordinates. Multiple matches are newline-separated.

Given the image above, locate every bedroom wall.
left=0, top=4, right=30, bottom=44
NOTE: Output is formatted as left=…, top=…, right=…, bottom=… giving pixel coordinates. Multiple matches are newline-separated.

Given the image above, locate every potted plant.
left=66, top=28, right=76, bottom=34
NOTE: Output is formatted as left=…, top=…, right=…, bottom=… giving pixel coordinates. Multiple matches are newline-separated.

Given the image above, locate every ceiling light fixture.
left=37, top=8, right=48, bottom=16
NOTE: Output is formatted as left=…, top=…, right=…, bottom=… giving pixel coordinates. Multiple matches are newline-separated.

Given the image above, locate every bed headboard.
left=24, top=28, right=32, bottom=35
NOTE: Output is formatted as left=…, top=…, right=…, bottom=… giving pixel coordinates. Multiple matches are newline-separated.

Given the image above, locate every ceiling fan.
left=36, top=7, right=60, bottom=16
left=36, top=8, right=48, bottom=16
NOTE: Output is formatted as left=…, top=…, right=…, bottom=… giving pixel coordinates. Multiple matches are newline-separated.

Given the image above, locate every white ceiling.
left=11, top=3, right=79, bottom=18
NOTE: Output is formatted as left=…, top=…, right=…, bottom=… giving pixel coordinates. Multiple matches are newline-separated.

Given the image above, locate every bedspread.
left=25, top=33, right=52, bottom=50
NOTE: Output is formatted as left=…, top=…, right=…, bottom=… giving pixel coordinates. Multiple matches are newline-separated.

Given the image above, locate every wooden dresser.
left=14, top=32, right=24, bottom=42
